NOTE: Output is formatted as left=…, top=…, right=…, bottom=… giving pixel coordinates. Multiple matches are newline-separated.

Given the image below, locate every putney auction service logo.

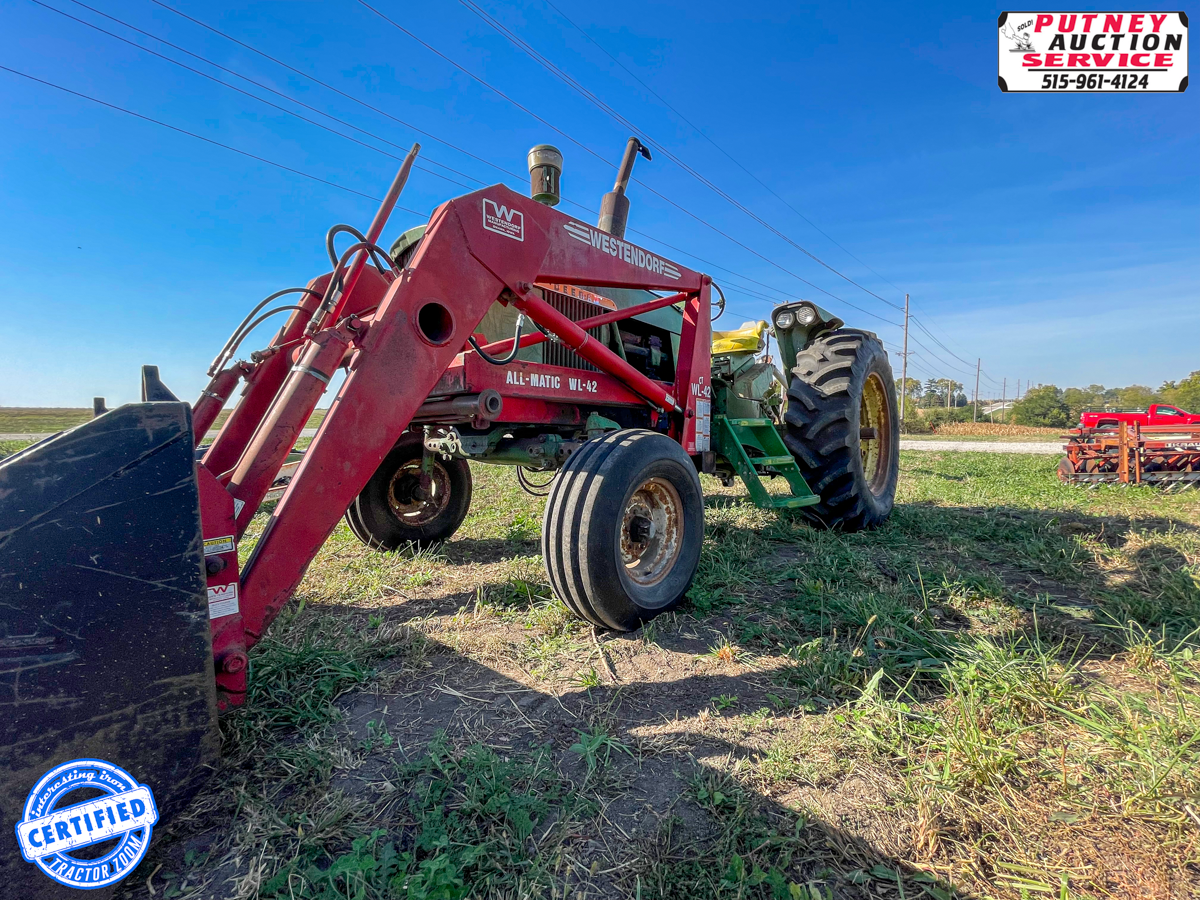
left=998, top=11, right=1189, bottom=92
left=14, top=758, right=159, bottom=890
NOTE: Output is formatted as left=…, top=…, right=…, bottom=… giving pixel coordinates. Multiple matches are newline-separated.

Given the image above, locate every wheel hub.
left=388, top=461, right=451, bottom=526
left=628, top=514, right=653, bottom=543
left=620, top=477, right=682, bottom=586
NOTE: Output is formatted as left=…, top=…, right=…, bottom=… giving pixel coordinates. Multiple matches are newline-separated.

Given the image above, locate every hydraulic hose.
left=222, top=306, right=306, bottom=362
left=313, top=239, right=401, bottom=332
left=516, top=466, right=556, bottom=496
left=468, top=314, right=526, bottom=365
left=209, top=287, right=321, bottom=376
left=326, top=223, right=395, bottom=275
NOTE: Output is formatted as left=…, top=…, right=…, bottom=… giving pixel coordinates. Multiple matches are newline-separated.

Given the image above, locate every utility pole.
left=946, top=377, right=952, bottom=410
left=973, top=358, right=980, bottom=422
left=1002, top=377, right=1007, bottom=423
left=899, top=293, right=909, bottom=430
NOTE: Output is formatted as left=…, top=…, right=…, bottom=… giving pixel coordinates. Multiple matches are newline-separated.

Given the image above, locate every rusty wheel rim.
left=620, top=477, right=683, bottom=588
left=860, top=372, right=892, bottom=496
left=387, top=460, right=451, bottom=526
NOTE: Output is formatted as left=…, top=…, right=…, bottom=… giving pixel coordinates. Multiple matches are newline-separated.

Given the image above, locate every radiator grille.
left=540, top=287, right=610, bottom=371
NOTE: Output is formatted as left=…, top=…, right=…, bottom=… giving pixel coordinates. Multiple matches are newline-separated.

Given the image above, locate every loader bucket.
left=0, top=403, right=218, bottom=896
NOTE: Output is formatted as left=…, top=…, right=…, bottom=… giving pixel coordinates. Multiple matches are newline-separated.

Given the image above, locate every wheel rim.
left=387, top=460, right=452, bottom=526
left=620, top=477, right=683, bottom=587
left=860, top=372, right=892, bottom=496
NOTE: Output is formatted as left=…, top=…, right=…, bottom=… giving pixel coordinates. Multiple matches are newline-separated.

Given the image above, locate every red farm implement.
left=1059, top=422, right=1200, bottom=485
left=0, top=140, right=899, bottom=889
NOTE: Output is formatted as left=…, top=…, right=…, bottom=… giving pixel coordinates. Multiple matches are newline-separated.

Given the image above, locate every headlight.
left=795, top=304, right=818, bottom=326
left=773, top=310, right=795, bottom=330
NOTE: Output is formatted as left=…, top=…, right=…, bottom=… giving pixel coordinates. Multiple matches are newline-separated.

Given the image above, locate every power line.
left=145, top=0, right=980, bottom=365
left=0, top=65, right=410, bottom=207
left=88, top=0, right=818, bottom=314
left=905, top=332, right=981, bottom=381
left=0, top=54, right=803, bottom=329
left=6, top=64, right=887, bottom=378
left=909, top=315, right=987, bottom=374
left=56, top=0, right=496, bottom=187
left=355, top=0, right=903, bottom=327
left=59, top=0, right=813, bottom=314
left=548, top=0, right=1000, bottom=381
left=20, top=1, right=914, bottom=350
left=141, top=0, right=523, bottom=182
left=542, top=5, right=987, bottom=374
left=33, top=0, right=479, bottom=191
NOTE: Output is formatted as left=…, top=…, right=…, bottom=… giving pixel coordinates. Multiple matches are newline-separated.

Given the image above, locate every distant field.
left=0, top=407, right=93, bottom=433
left=0, top=407, right=326, bottom=435
left=934, top=422, right=1063, bottom=438
left=902, top=422, right=1066, bottom=443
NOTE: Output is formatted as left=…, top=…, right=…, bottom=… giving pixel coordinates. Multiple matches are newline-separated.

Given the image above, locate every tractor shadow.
left=116, top=609, right=972, bottom=900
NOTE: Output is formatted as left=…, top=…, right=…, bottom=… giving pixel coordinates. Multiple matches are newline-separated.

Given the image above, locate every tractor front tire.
left=345, top=433, right=472, bottom=551
left=542, top=429, right=704, bottom=631
left=783, top=329, right=899, bottom=530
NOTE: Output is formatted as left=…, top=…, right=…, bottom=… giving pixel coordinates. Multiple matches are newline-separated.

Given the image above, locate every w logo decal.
left=482, top=198, right=524, bottom=241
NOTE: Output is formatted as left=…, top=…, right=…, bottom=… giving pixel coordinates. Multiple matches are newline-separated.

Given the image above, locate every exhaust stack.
left=597, top=137, right=651, bottom=239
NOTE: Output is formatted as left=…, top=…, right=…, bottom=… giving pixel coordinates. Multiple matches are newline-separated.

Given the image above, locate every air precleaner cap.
left=527, top=144, right=563, bottom=206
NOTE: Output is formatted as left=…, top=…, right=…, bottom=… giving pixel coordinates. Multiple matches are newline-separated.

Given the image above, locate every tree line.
left=893, top=370, right=1200, bottom=429
left=1010, top=371, right=1200, bottom=427
left=894, top=378, right=968, bottom=409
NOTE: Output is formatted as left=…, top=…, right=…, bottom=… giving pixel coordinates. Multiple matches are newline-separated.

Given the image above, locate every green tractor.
left=711, top=304, right=899, bottom=531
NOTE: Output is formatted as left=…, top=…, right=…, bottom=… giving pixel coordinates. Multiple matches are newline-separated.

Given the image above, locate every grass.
left=99, top=450, right=1199, bottom=899
left=0, top=439, right=30, bottom=459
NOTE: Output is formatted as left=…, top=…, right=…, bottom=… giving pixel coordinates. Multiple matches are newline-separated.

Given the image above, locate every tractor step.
left=771, top=495, right=818, bottom=509
left=754, top=455, right=794, bottom=467
left=712, top=415, right=820, bottom=511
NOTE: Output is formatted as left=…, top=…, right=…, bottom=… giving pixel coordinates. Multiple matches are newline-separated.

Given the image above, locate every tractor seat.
left=712, top=320, right=768, bottom=356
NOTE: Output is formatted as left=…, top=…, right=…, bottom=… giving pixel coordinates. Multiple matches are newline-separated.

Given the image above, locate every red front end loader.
left=0, top=140, right=898, bottom=892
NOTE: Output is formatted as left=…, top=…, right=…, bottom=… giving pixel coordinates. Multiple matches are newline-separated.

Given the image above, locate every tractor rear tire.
left=783, top=329, right=899, bottom=531
left=345, top=433, right=472, bottom=551
left=542, top=429, right=704, bottom=631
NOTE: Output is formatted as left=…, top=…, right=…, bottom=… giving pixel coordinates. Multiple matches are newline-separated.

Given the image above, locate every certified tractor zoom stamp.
left=14, top=758, right=159, bottom=890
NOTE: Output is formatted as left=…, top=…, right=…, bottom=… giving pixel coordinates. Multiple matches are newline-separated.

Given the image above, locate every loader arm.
left=237, top=186, right=705, bottom=644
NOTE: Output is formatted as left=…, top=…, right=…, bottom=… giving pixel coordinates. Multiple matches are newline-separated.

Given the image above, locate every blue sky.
left=1, top=0, right=1196, bottom=407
